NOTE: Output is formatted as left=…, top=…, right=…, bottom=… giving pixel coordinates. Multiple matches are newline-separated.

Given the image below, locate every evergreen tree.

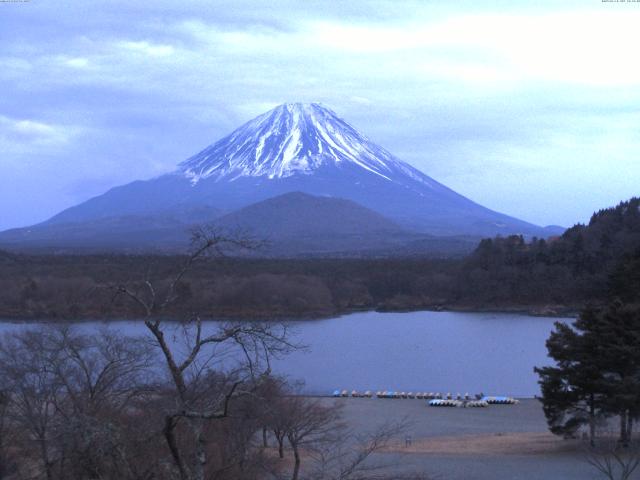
left=593, top=302, right=640, bottom=446
left=535, top=309, right=608, bottom=445
left=609, top=249, right=640, bottom=304
left=536, top=270, right=640, bottom=446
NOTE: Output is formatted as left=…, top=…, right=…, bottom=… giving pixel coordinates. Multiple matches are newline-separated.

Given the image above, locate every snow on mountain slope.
left=179, top=103, right=438, bottom=189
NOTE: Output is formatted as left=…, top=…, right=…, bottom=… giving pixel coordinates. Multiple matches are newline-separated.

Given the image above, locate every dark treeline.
left=461, top=197, right=640, bottom=309
left=1, top=197, right=639, bottom=321
left=0, top=254, right=458, bottom=320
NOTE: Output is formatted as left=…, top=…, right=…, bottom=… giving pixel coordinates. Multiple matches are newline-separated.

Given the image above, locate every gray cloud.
left=0, top=0, right=639, bottom=230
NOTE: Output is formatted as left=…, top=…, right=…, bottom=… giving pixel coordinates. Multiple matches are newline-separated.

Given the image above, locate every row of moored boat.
left=331, top=390, right=519, bottom=406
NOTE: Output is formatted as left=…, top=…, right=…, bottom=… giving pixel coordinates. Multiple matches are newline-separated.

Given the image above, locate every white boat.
left=482, top=396, right=519, bottom=405
left=428, top=399, right=462, bottom=407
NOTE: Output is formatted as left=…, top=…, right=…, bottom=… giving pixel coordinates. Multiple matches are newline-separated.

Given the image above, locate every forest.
left=0, top=198, right=638, bottom=321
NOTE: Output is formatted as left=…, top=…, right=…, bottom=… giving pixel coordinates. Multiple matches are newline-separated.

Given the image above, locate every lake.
left=0, top=310, right=567, bottom=397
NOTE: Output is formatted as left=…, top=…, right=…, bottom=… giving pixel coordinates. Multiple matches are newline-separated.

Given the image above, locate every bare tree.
left=50, top=327, right=156, bottom=480
left=51, top=326, right=154, bottom=412
left=0, top=329, right=62, bottom=480
left=111, top=227, right=295, bottom=480
left=260, top=385, right=428, bottom=480
left=584, top=433, right=640, bottom=480
left=307, top=418, right=429, bottom=480
left=263, top=385, right=293, bottom=459
left=284, top=397, right=341, bottom=480
left=0, top=326, right=158, bottom=480
left=0, top=389, right=17, bottom=479
left=250, top=374, right=288, bottom=451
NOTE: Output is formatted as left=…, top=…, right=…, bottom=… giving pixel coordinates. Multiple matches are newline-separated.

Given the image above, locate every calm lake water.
left=0, top=310, right=567, bottom=397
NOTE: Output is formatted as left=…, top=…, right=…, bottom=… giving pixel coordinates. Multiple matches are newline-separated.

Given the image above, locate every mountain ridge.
left=0, top=192, right=479, bottom=256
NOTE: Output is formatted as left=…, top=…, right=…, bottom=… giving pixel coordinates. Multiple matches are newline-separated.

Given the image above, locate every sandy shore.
left=385, top=431, right=581, bottom=456
left=317, top=397, right=600, bottom=479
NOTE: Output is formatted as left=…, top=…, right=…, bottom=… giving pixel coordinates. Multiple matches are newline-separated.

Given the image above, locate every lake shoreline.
left=0, top=302, right=579, bottom=323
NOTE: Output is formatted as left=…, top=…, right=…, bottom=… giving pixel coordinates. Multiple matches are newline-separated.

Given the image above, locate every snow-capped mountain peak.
left=179, top=103, right=414, bottom=184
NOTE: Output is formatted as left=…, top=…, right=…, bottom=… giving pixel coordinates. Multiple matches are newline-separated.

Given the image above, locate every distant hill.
left=212, top=192, right=479, bottom=256
left=0, top=192, right=478, bottom=257
left=0, top=205, right=223, bottom=253
left=212, top=192, right=411, bottom=255
left=0, top=216, right=191, bottom=252
left=217, top=191, right=403, bottom=237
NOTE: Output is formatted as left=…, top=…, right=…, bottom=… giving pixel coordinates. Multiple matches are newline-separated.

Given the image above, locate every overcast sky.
left=1, top=0, right=639, bottom=230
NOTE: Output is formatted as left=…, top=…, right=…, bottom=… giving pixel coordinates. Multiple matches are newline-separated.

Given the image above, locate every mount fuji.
left=0, top=103, right=561, bottom=253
